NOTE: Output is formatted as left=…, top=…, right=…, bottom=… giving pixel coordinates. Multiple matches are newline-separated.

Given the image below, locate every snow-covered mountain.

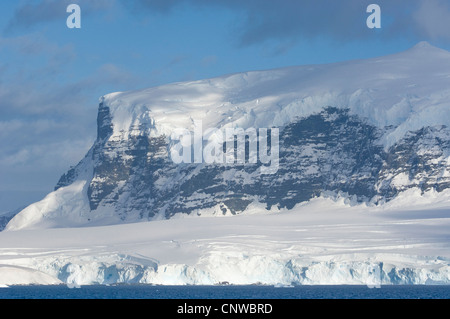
left=5, top=42, right=450, bottom=231
left=1, top=42, right=450, bottom=287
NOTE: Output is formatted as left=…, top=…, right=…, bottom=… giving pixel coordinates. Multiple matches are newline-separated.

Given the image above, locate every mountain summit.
left=6, top=43, right=450, bottom=230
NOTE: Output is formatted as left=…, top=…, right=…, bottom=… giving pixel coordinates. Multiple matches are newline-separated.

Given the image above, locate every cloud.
left=167, top=55, right=189, bottom=67
left=201, top=55, right=217, bottom=67
left=124, top=0, right=450, bottom=46
left=413, top=0, right=450, bottom=41
left=9, top=0, right=450, bottom=46
left=0, top=32, right=69, bottom=56
left=1, top=34, right=78, bottom=85
left=7, top=0, right=450, bottom=44
left=5, top=0, right=68, bottom=32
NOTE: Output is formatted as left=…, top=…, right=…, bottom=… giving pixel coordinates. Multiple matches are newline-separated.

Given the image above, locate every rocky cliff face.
left=377, top=126, right=450, bottom=198
left=53, top=106, right=449, bottom=221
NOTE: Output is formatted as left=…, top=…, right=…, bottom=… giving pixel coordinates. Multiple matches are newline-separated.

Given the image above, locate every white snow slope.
left=1, top=189, right=450, bottom=286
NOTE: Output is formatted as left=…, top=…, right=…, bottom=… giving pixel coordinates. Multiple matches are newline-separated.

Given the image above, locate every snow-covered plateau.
left=1, top=42, right=450, bottom=286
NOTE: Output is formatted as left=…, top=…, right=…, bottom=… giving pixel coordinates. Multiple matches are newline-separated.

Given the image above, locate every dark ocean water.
left=1, top=285, right=450, bottom=299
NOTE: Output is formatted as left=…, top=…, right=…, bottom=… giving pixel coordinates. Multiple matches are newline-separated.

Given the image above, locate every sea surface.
left=1, top=285, right=450, bottom=299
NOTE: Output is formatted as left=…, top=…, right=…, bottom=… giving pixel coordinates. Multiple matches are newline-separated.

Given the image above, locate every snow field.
left=1, top=191, right=449, bottom=286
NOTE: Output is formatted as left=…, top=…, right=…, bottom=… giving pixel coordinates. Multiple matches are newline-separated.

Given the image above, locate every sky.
left=1, top=0, right=450, bottom=213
